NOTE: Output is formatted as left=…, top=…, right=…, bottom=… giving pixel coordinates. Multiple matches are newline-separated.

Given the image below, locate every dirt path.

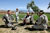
left=0, top=18, right=50, bottom=33
left=0, top=26, right=49, bottom=33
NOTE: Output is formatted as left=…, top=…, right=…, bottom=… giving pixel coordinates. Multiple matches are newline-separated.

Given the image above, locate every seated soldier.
left=22, top=12, right=33, bottom=25
left=2, top=10, right=14, bottom=27
left=32, top=10, right=48, bottom=30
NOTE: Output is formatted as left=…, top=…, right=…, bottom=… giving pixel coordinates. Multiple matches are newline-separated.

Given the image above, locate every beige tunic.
left=33, top=14, right=48, bottom=29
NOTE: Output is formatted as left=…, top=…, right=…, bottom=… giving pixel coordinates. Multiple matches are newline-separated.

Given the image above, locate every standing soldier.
left=15, top=8, right=19, bottom=23
left=32, top=10, right=48, bottom=30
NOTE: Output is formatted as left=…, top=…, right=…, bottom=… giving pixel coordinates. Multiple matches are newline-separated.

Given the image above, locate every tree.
left=47, top=2, right=50, bottom=9
left=31, top=6, right=40, bottom=12
left=27, top=1, right=40, bottom=13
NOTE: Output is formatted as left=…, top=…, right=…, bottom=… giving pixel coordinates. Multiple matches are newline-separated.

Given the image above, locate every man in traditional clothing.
left=22, top=12, right=34, bottom=25
left=2, top=10, right=14, bottom=27
left=32, top=10, right=48, bottom=30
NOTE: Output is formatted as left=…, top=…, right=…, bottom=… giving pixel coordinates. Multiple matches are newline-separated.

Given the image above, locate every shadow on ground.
left=24, top=27, right=45, bottom=31
left=0, top=25, right=10, bottom=28
left=0, top=22, right=17, bottom=28
left=18, top=23, right=34, bottom=26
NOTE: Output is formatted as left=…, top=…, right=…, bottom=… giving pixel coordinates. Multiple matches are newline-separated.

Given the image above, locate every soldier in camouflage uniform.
left=2, top=10, right=14, bottom=27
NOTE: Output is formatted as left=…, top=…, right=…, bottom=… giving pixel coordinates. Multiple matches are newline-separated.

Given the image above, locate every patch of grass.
left=0, top=13, right=50, bottom=21
left=33, top=14, right=39, bottom=20
left=0, top=14, right=4, bottom=18
left=45, top=13, right=50, bottom=21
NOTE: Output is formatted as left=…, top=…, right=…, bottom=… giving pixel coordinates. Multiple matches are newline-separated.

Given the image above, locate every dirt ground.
left=0, top=18, right=50, bottom=33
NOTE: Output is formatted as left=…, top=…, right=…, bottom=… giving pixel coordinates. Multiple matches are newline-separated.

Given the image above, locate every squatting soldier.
left=2, top=10, right=14, bottom=27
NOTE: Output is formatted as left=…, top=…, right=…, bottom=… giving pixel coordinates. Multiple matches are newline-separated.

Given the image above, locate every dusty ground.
left=0, top=18, right=50, bottom=33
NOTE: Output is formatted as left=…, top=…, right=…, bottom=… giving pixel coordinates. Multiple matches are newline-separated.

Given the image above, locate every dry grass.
left=0, top=18, right=50, bottom=33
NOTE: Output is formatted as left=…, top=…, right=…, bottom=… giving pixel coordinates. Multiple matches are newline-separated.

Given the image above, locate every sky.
left=0, top=0, right=50, bottom=12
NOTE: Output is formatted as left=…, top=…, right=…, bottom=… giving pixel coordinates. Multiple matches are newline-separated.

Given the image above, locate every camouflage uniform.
left=2, top=14, right=14, bottom=27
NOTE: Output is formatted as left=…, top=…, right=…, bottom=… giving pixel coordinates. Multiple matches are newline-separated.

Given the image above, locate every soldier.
left=2, top=10, right=14, bottom=27
left=15, top=8, right=19, bottom=23
left=32, top=10, right=48, bottom=30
